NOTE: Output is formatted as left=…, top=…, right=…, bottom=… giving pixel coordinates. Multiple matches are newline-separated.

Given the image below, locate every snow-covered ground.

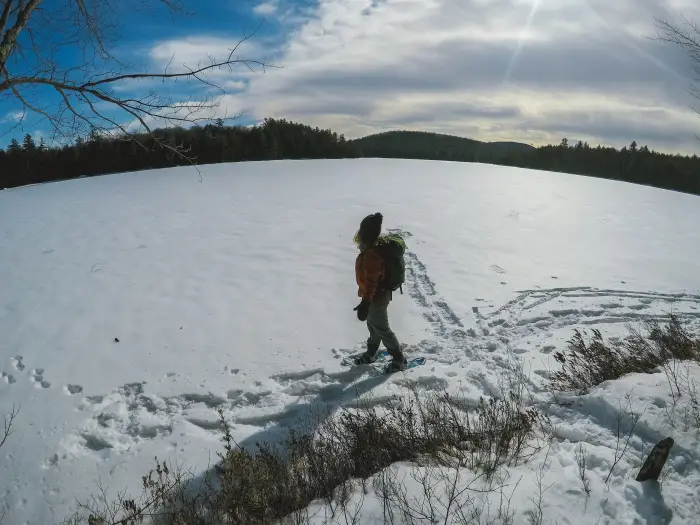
left=1, top=158, right=699, bottom=524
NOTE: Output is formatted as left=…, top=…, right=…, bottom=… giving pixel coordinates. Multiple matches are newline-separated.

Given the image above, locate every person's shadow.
left=179, top=363, right=392, bottom=501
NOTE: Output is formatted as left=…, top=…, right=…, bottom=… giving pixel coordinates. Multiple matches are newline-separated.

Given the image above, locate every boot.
left=357, top=341, right=380, bottom=364
left=386, top=348, right=408, bottom=372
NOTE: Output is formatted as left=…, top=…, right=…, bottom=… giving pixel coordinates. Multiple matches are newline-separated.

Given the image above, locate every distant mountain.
left=351, top=130, right=536, bottom=161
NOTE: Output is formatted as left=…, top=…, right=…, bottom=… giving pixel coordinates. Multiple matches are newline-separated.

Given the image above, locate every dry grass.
left=551, top=314, right=700, bottom=394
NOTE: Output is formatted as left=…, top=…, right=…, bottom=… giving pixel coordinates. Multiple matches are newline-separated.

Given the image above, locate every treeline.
left=1, top=119, right=699, bottom=197
left=355, top=131, right=700, bottom=196
left=0, top=118, right=361, bottom=189
left=484, top=138, right=700, bottom=196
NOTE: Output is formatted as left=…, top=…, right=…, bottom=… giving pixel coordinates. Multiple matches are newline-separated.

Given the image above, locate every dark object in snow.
left=636, top=437, right=674, bottom=482
left=114, top=337, right=120, bottom=343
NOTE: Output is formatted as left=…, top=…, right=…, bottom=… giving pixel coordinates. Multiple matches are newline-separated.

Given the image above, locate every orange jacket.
left=356, top=248, right=385, bottom=301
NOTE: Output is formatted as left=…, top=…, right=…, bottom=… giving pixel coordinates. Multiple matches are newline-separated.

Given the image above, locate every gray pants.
left=367, top=290, right=401, bottom=357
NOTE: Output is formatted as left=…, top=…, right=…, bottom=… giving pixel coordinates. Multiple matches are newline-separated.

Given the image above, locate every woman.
left=353, top=212, right=407, bottom=372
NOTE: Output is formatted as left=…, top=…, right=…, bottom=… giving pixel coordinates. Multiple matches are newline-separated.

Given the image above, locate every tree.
left=0, top=0, right=271, bottom=158
left=22, top=132, right=35, bottom=151
left=654, top=17, right=700, bottom=116
left=6, top=137, right=19, bottom=152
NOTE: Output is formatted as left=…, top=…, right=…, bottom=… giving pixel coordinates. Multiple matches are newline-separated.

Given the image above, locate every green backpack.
left=375, top=234, right=407, bottom=293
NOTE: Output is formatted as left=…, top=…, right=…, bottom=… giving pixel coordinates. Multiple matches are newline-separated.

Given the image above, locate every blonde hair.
left=353, top=230, right=362, bottom=249
left=354, top=230, right=384, bottom=251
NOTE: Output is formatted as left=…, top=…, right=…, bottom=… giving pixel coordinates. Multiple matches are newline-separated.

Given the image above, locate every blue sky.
left=2, top=0, right=700, bottom=155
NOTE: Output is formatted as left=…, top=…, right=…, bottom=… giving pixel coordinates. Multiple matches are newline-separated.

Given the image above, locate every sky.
left=1, top=0, right=700, bottom=155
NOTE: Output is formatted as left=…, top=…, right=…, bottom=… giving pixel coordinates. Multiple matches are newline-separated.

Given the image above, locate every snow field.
left=0, top=159, right=699, bottom=524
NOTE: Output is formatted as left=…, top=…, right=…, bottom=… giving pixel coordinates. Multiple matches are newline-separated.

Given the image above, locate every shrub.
left=551, top=314, right=700, bottom=394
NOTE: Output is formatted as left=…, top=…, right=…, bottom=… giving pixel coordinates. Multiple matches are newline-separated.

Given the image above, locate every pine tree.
left=22, top=133, right=36, bottom=151
left=7, top=138, right=21, bottom=153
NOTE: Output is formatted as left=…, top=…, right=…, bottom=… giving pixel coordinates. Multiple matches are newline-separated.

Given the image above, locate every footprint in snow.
left=11, top=356, right=25, bottom=371
left=30, top=368, right=51, bottom=388
left=65, top=384, right=83, bottom=395
left=652, top=397, right=667, bottom=409
left=83, top=395, right=104, bottom=406
left=44, top=453, right=60, bottom=468
left=2, top=372, right=16, bottom=384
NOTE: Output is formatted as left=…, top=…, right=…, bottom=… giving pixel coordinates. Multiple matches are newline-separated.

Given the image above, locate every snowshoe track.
left=402, top=232, right=465, bottom=337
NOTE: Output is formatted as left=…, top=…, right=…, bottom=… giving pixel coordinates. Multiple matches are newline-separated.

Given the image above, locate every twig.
left=0, top=404, right=19, bottom=449
left=605, top=394, right=645, bottom=485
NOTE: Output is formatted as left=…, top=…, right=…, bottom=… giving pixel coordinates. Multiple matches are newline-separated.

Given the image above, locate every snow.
left=1, top=158, right=700, bottom=524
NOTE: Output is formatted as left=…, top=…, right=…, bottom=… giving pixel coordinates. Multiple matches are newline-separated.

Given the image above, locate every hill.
left=351, top=130, right=537, bottom=161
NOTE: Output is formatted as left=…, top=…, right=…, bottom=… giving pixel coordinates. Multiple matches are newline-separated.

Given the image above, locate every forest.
left=1, top=119, right=699, bottom=196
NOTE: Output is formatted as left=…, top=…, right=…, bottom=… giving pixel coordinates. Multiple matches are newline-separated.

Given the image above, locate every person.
left=353, top=212, right=408, bottom=372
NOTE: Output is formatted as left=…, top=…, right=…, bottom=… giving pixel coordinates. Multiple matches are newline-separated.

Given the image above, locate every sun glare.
left=502, top=0, right=541, bottom=86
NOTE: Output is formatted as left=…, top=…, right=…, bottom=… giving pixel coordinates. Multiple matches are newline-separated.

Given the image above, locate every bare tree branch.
left=0, top=1, right=276, bottom=161
left=0, top=1, right=15, bottom=37
left=0, top=404, right=19, bottom=450
left=0, top=0, right=41, bottom=67
left=652, top=16, right=700, bottom=119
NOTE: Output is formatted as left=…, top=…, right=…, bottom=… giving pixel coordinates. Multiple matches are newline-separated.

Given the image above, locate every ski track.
left=48, top=231, right=700, bottom=521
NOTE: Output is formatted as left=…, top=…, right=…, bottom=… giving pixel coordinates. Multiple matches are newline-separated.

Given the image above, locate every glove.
left=353, top=300, right=370, bottom=321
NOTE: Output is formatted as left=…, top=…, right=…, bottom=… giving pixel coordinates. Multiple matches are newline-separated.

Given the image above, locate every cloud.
left=2, top=111, right=24, bottom=122
left=137, top=0, right=700, bottom=154
left=148, top=36, right=263, bottom=74
left=253, top=1, right=277, bottom=16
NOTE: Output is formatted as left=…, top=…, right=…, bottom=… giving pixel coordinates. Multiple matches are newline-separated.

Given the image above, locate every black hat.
left=358, top=212, right=383, bottom=245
